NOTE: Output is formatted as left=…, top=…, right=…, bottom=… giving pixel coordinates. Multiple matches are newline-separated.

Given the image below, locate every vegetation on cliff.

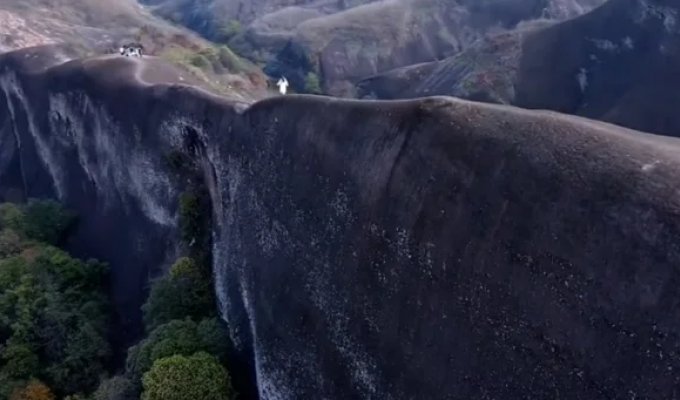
left=0, top=201, right=109, bottom=398
left=0, top=196, right=238, bottom=400
left=141, top=352, right=234, bottom=400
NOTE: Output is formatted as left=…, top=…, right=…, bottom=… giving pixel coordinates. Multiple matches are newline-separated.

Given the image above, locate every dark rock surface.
left=359, top=0, right=680, bottom=138
left=3, top=45, right=680, bottom=399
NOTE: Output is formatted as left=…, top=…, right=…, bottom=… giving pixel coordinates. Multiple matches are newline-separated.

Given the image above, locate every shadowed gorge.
left=2, top=45, right=680, bottom=399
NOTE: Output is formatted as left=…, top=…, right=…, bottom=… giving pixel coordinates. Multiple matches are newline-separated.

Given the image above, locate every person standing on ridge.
left=276, top=77, right=289, bottom=95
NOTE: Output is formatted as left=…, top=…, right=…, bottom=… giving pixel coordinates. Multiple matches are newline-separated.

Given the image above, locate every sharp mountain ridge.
left=2, top=45, right=680, bottom=399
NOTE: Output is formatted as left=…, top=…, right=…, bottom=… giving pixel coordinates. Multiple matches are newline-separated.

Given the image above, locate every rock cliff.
left=2, top=45, right=680, bottom=399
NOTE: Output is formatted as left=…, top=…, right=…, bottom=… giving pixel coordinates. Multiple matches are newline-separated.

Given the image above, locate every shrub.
left=189, top=54, right=212, bottom=70
left=217, top=46, right=246, bottom=72
left=141, top=352, right=234, bottom=400
left=217, top=20, right=242, bottom=42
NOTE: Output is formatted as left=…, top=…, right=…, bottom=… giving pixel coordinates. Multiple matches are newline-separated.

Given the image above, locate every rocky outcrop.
left=3, top=45, right=680, bottom=399
left=359, top=0, right=680, bottom=138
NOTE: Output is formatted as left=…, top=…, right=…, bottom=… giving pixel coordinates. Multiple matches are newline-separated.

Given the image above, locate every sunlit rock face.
left=3, top=45, right=680, bottom=399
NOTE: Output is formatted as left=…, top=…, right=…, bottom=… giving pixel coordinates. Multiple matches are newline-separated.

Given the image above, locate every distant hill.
left=358, top=0, right=680, bottom=137
left=141, top=0, right=606, bottom=95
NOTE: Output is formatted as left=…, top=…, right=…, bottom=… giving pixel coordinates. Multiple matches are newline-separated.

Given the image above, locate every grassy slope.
left=0, top=0, right=270, bottom=99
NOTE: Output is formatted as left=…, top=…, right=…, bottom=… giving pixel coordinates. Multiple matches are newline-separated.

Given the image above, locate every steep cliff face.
left=3, top=45, right=680, bottom=399
left=0, top=47, right=235, bottom=346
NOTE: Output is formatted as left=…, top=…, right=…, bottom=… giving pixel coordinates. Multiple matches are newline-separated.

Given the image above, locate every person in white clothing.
left=276, top=77, right=289, bottom=95
left=119, top=43, right=144, bottom=58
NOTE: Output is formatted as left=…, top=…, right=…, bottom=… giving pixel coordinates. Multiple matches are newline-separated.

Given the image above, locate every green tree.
left=304, top=72, right=322, bottom=94
left=140, top=277, right=185, bottom=332
left=0, top=214, right=110, bottom=396
left=20, top=200, right=75, bottom=245
left=0, top=256, right=29, bottom=332
left=0, top=203, right=24, bottom=231
left=0, top=229, right=23, bottom=257
left=195, top=318, right=230, bottom=359
left=178, top=193, right=203, bottom=250
left=45, top=321, right=111, bottom=394
left=141, top=258, right=215, bottom=331
left=141, top=352, right=234, bottom=400
left=1, top=342, right=40, bottom=379
left=126, top=318, right=229, bottom=381
left=178, top=189, right=212, bottom=266
left=0, top=200, right=75, bottom=245
left=93, top=376, right=135, bottom=400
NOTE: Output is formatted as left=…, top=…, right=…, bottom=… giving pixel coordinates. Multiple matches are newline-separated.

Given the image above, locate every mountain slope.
left=141, top=0, right=605, bottom=95
left=359, top=0, right=680, bottom=137
left=0, top=0, right=189, bottom=52
left=0, top=0, right=270, bottom=100
left=515, top=0, right=680, bottom=135
left=3, top=45, right=680, bottom=399
left=264, top=0, right=608, bottom=95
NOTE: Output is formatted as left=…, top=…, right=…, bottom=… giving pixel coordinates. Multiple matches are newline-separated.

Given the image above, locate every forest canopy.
left=0, top=198, right=238, bottom=399
left=0, top=201, right=109, bottom=398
